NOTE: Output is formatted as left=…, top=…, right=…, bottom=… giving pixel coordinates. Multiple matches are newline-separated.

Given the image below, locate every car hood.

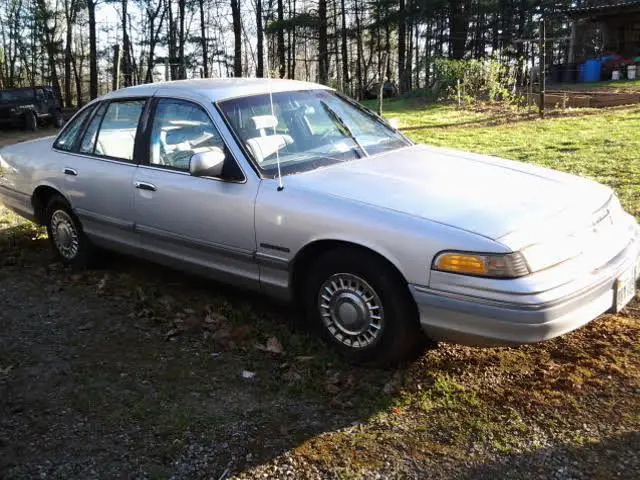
left=285, top=144, right=612, bottom=242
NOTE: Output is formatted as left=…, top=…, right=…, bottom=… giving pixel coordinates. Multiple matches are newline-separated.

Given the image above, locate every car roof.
left=102, top=78, right=332, bottom=102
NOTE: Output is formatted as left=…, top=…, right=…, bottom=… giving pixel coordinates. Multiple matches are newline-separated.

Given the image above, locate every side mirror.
left=189, top=148, right=225, bottom=178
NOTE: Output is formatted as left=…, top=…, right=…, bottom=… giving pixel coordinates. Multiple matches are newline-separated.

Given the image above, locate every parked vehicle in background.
left=0, top=79, right=638, bottom=367
left=0, top=86, right=64, bottom=131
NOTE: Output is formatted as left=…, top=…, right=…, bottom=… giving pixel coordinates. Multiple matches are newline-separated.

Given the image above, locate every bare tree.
left=230, top=0, right=242, bottom=77
left=198, top=0, right=208, bottom=77
left=317, top=0, right=328, bottom=84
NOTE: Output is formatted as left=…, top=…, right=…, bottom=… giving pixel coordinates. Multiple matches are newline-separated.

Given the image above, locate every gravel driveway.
left=0, top=202, right=638, bottom=478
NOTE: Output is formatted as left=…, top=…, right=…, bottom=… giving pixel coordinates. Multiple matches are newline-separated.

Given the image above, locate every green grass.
left=364, top=97, right=491, bottom=129
left=555, top=78, right=640, bottom=92
left=393, top=104, right=640, bottom=219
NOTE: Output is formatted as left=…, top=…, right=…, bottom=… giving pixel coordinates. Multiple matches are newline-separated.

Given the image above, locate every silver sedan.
left=1, top=78, right=638, bottom=366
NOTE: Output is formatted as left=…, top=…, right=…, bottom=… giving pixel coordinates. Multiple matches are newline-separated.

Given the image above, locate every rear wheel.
left=45, top=195, right=93, bottom=268
left=304, top=248, right=428, bottom=367
left=24, top=111, right=37, bottom=132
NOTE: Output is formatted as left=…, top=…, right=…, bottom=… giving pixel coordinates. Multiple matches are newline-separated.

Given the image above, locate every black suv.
left=0, top=86, right=64, bottom=131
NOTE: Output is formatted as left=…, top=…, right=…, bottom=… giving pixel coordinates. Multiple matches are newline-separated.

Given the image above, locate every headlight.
left=432, top=251, right=530, bottom=278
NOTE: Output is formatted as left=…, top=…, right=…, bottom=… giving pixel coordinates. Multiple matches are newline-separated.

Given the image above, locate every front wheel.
left=304, top=248, right=428, bottom=367
left=45, top=195, right=94, bottom=268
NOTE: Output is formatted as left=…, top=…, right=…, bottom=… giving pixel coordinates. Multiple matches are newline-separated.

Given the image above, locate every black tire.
left=304, top=248, right=428, bottom=367
left=45, top=194, right=94, bottom=268
left=24, top=111, right=37, bottom=132
left=53, top=110, right=64, bottom=129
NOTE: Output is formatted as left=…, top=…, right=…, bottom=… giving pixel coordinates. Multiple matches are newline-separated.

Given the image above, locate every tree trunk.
left=178, top=0, right=186, bottom=79
left=340, top=0, right=349, bottom=90
left=64, top=0, right=75, bottom=107
left=231, top=0, right=242, bottom=77
left=398, top=0, right=406, bottom=94
left=354, top=0, right=364, bottom=99
left=199, top=0, right=209, bottom=78
left=317, top=0, right=328, bottom=84
left=256, top=0, right=264, bottom=77
left=449, top=0, right=472, bottom=60
left=87, top=0, right=98, bottom=98
left=406, top=8, right=413, bottom=92
left=121, top=0, right=132, bottom=86
left=277, top=0, right=285, bottom=78
left=385, top=20, right=391, bottom=81
left=167, top=0, right=178, bottom=80
left=291, top=0, right=296, bottom=79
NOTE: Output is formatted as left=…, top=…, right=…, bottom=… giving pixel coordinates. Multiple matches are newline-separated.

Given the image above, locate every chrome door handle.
left=63, top=168, right=77, bottom=176
left=135, top=181, right=157, bottom=192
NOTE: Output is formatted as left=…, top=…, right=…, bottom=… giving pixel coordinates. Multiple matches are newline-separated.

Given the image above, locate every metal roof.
left=564, top=1, right=640, bottom=18
left=103, top=78, right=332, bottom=102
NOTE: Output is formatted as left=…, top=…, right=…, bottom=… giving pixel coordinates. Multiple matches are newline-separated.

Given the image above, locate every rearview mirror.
left=189, top=148, right=225, bottom=178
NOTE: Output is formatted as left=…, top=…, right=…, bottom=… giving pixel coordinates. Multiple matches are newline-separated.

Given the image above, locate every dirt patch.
left=0, top=127, right=58, bottom=148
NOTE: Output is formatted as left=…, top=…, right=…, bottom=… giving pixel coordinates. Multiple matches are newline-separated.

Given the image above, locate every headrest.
left=251, top=115, right=278, bottom=131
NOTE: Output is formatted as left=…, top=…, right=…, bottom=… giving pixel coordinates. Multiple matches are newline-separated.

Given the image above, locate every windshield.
left=217, top=89, right=410, bottom=176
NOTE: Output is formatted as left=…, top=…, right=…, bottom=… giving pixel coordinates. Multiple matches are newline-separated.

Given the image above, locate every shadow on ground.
left=0, top=224, right=400, bottom=478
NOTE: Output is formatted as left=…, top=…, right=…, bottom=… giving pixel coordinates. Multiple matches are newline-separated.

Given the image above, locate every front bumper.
left=411, top=235, right=640, bottom=347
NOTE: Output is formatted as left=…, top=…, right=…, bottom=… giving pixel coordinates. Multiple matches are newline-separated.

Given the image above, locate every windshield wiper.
left=320, top=101, right=368, bottom=157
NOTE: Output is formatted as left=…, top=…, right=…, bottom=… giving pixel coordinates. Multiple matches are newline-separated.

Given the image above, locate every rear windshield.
left=0, top=90, right=35, bottom=102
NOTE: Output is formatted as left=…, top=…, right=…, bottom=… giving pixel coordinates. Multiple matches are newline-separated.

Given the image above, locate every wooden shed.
left=566, top=1, right=640, bottom=63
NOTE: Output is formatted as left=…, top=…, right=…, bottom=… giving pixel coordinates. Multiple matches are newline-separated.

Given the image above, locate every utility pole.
left=538, top=18, right=546, bottom=119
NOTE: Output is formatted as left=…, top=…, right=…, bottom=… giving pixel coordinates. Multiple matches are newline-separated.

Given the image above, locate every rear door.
left=54, top=98, right=148, bottom=247
left=132, top=95, right=260, bottom=287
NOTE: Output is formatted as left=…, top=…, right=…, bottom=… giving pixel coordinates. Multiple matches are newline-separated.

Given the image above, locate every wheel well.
left=290, top=240, right=410, bottom=305
left=32, top=186, right=63, bottom=225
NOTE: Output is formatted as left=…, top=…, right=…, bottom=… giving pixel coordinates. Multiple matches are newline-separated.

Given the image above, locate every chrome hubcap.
left=50, top=210, right=79, bottom=260
left=318, top=273, right=384, bottom=348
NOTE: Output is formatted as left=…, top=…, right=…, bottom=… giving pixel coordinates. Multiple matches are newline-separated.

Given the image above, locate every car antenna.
left=264, top=33, right=284, bottom=192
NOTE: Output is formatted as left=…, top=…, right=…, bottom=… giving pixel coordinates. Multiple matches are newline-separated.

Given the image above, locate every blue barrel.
left=584, top=59, right=602, bottom=82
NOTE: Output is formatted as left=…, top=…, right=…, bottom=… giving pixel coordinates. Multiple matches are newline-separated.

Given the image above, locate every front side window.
left=217, top=89, right=410, bottom=176
left=53, top=105, right=95, bottom=152
left=94, top=100, right=145, bottom=161
left=149, top=98, right=226, bottom=171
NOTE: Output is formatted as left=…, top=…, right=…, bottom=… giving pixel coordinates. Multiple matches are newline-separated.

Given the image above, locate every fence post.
left=538, top=18, right=546, bottom=119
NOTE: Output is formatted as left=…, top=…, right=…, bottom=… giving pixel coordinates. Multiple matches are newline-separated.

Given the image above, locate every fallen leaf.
left=97, top=275, right=108, bottom=293
left=241, top=370, right=256, bottom=379
left=255, top=336, right=284, bottom=354
left=204, top=312, right=227, bottom=325
left=165, top=329, right=179, bottom=339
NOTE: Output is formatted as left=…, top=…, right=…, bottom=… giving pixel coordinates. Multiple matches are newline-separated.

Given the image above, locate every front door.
left=132, top=97, right=259, bottom=287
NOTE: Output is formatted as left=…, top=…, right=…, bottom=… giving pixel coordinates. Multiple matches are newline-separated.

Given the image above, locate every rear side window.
left=53, top=105, right=94, bottom=152
left=94, top=100, right=145, bottom=161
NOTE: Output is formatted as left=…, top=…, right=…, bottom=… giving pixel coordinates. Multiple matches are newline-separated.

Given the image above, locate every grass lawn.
left=554, top=78, right=640, bottom=93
